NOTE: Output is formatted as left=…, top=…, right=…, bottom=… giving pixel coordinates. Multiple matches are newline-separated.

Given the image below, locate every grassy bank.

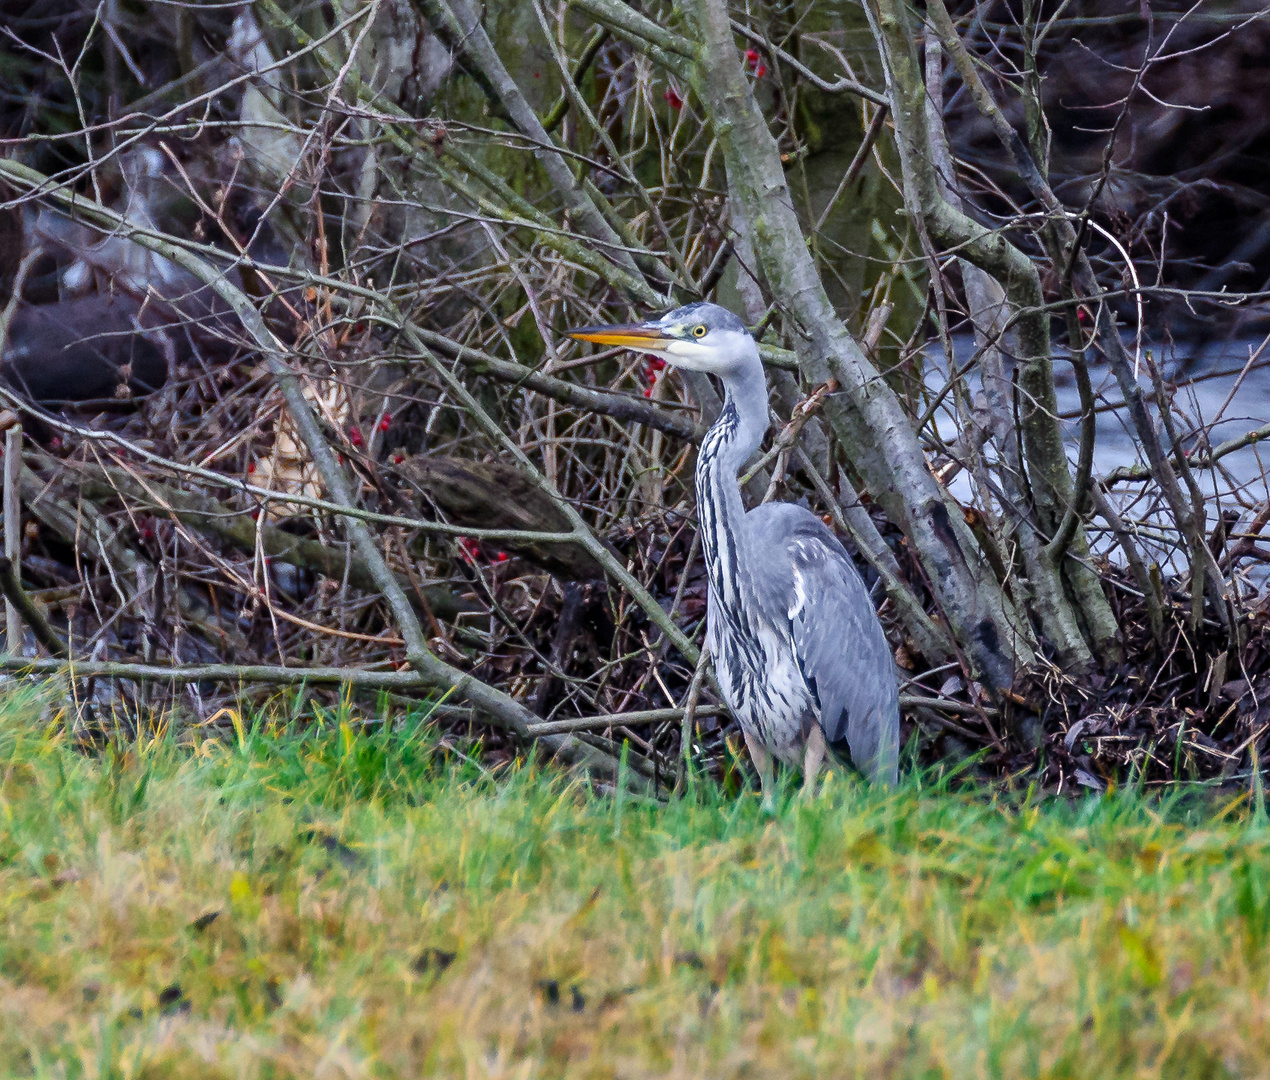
left=0, top=687, right=1266, bottom=1078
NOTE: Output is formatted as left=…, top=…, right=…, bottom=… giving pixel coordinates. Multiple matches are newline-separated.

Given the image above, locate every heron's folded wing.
left=785, top=533, right=899, bottom=784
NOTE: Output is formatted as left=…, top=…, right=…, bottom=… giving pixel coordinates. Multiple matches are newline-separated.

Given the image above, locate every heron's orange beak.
left=564, top=324, right=673, bottom=350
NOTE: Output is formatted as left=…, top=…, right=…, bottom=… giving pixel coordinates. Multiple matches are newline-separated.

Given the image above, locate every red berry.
left=392, top=453, right=404, bottom=465
left=247, top=461, right=256, bottom=474
left=755, top=63, right=768, bottom=78
left=663, top=87, right=684, bottom=110
left=745, top=48, right=759, bottom=66
left=494, top=551, right=509, bottom=563
left=379, top=412, right=392, bottom=431
left=348, top=425, right=364, bottom=447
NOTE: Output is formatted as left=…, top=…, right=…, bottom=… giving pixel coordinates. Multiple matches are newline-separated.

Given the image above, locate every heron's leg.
left=743, top=728, right=775, bottom=813
left=802, top=725, right=827, bottom=800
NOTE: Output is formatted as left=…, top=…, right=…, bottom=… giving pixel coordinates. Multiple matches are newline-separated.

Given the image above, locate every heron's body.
left=567, top=302, right=899, bottom=803
left=707, top=503, right=837, bottom=766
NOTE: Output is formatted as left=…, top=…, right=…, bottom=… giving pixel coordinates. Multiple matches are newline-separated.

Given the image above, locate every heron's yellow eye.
left=692, top=325, right=707, bottom=338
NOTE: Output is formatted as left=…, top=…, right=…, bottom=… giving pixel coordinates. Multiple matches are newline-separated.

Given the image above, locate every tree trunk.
left=682, top=0, right=1033, bottom=692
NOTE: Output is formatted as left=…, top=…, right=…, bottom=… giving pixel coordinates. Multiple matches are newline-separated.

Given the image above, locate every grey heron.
left=566, top=302, right=899, bottom=807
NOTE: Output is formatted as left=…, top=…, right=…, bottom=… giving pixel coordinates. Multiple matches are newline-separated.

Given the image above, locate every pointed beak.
left=564, top=323, right=674, bottom=350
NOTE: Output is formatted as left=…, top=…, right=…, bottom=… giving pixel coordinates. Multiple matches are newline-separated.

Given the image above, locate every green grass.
left=0, top=687, right=1265, bottom=1078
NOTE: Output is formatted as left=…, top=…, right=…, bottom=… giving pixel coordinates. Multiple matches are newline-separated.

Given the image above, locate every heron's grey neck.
left=696, top=358, right=768, bottom=599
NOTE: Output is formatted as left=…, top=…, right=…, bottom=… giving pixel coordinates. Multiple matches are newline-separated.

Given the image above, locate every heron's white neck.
left=695, top=355, right=768, bottom=604
left=700, top=357, right=769, bottom=473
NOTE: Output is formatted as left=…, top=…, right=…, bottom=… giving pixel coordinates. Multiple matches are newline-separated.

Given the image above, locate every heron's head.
left=564, top=302, right=756, bottom=375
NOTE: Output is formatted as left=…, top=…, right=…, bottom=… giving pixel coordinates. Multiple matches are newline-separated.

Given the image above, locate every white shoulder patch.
left=788, top=563, right=807, bottom=622
left=787, top=537, right=823, bottom=621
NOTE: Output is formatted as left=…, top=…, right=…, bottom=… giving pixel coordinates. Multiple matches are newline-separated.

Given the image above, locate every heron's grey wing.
left=752, top=509, right=899, bottom=784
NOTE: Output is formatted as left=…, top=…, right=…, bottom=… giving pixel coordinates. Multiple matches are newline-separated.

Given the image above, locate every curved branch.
left=1101, top=422, right=1270, bottom=485
left=0, top=557, right=67, bottom=657
left=0, top=159, right=632, bottom=782
left=876, top=0, right=1116, bottom=666
left=543, top=27, right=610, bottom=134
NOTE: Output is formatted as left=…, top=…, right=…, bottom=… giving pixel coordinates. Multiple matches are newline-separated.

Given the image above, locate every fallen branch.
left=67, top=458, right=480, bottom=622
left=529, top=693, right=986, bottom=736
left=397, top=455, right=610, bottom=581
